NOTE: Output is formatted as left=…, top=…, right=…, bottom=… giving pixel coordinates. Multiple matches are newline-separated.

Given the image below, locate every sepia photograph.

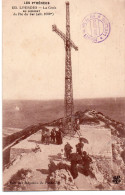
left=2, top=0, right=125, bottom=191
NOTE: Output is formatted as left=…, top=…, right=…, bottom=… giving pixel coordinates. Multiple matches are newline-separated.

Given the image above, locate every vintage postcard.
left=2, top=0, right=125, bottom=191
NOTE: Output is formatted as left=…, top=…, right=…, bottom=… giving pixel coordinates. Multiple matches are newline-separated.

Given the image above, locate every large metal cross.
left=52, top=2, right=78, bottom=133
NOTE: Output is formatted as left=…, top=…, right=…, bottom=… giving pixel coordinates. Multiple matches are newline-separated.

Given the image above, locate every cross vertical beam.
left=64, top=2, right=74, bottom=123
left=52, top=2, right=78, bottom=134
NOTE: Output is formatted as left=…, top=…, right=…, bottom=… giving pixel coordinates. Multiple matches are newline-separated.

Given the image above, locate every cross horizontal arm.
left=52, top=25, right=78, bottom=51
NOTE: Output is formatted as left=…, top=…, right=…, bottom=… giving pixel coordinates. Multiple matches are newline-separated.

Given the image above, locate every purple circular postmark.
left=82, top=13, right=110, bottom=43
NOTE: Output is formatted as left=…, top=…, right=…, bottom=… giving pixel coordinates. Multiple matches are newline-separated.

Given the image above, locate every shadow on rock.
left=28, top=140, right=42, bottom=144
left=36, top=169, right=49, bottom=174
left=78, top=166, right=95, bottom=178
left=48, top=154, right=62, bottom=161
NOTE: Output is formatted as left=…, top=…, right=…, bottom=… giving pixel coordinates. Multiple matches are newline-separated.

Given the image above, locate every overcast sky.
left=3, top=0, right=125, bottom=100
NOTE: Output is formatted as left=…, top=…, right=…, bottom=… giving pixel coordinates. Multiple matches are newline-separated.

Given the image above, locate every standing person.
left=76, top=138, right=84, bottom=155
left=56, top=129, right=62, bottom=145
left=70, top=153, right=82, bottom=179
left=51, top=128, right=56, bottom=143
left=48, top=159, right=57, bottom=174
left=58, top=129, right=62, bottom=145
left=81, top=151, right=92, bottom=176
left=46, top=129, right=50, bottom=145
left=64, top=142, right=73, bottom=160
left=41, top=130, right=45, bottom=143
left=70, top=159, right=78, bottom=179
left=55, top=128, right=59, bottom=144
left=75, top=119, right=82, bottom=137
left=53, top=128, right=56, bottom=143
left=59, top=124, right=64, bottom=134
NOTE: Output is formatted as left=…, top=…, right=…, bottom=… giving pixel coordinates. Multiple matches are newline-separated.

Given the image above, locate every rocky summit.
left=3, top=110, right=125, bottom=191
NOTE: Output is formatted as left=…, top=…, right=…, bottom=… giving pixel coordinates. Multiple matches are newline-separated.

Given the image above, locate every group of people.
left=64, top=138, right=92, bottom=179
left=41, top=127, right=63, bottom=145
left=64, top=137, right=84, bottom=160
left=41, top=118, right=81, bottom=145
left=47, top=138, right=92, bottom=180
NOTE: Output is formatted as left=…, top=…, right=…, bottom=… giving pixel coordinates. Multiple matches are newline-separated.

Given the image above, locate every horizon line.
left=2, top=96, right=125, bottom=101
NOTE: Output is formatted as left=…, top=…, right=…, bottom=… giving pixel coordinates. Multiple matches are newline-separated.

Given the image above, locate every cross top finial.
left=65, top=1, right=69, bottom=5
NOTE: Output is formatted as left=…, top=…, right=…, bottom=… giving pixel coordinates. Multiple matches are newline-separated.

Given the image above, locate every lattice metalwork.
left=52, top=2, right=78, bottom=133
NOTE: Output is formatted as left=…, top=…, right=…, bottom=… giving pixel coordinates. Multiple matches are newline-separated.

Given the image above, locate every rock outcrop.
left=48, top=109, right=125, bottom=138
left=3, top=109, right=125, bottom=190
left=46, top=169, right=77, bottom=190
left=4, top=169, right=32, bottom=191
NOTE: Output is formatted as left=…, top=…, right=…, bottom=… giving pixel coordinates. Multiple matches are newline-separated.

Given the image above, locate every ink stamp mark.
left=112, top=176, right=121, bottom=184
left=82, top=13, right=110, bottom=43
